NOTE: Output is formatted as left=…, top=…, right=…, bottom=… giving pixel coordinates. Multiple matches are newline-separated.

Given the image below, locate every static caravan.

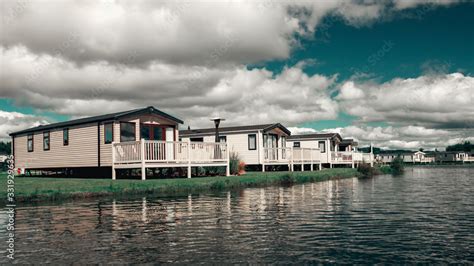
left=287, top=133, right=343, bottom=166
left=10, top=106, right=229, bottom=179
left=435, top=151, right=469, bottom=163
left=287, top=133, right=372, bottom=167
left=376, top=151, right=432, bottom=164
left=179, top=123, right=292, bottom=170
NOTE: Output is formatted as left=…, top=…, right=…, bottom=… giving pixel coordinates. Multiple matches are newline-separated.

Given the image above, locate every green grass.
left=1, top=168, right=358, bottom=203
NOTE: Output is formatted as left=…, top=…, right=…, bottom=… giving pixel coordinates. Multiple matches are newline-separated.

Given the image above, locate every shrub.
left=280, top=173, right=296, bottom=185
left=357, top=163, right=376, bottom=178
left=391, top=156, right=404, bottom=176
left=378, top=165, right=392, bottom=174
left=229, top=152, right=241, bottom=175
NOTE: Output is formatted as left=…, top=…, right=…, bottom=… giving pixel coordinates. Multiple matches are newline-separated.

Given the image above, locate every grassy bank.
left=1, top=168, right=358, bottom=203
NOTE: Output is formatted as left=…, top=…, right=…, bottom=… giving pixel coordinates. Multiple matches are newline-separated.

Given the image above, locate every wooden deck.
left=112, top=140, right=229, bottom=180
left=262, top=148, right=373, bottom=171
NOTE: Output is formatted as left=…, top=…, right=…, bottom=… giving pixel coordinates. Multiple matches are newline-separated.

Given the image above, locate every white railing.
left=264, top=147, right=293, bottom=163
left=331, top=151, right=353, bottom=162
left=413, top=157, right=434, bottom=163
left=114, top=140, right=141, bottom=163
left=263, top=147, right=321, bottom=163
left=189, top=142, right=228, bottom=163
left=113, top=140, right=228, bottom=164
left=292, top=148, right=321, bottom=163
left=144, top=141, right=188, bottom=162
left=463, top=155, right=474, bottom=162
left=353, top=152, right=363, bottom=162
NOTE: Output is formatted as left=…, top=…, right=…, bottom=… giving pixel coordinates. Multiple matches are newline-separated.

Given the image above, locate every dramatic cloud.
left=0, top=46, right=338, bottom=128
left=393, top=0, right=461, bottom=10
left=0, top=0, right=468, bottom=149
left=338, top=73, right=474, bottom=129
left=1, top=0, right=462, bottom=66
left=0, top=111, right=47, bottom=141
left=320, top=125, right=474, bottom=150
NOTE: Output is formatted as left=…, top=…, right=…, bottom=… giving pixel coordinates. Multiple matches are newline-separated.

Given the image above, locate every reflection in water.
left=1, top=167, right=473, bottom=264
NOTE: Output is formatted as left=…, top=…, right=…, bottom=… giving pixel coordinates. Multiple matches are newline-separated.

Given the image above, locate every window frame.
left=104, top=123, right=114, bottom=144
left=120, top=122, right=136, bottom=143
left=43, top=131, right=50, bottom=151
left=319, top=141, right=326, bottom=153
left=27, top=134, right=34, bottom=152
left=63, top=128, right=69, bottom=146
left=248, top=134, right=257, bottom=150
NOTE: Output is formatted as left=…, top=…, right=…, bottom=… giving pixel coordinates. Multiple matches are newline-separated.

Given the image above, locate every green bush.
left=357, top=163, right=376, bottom=178
left=280, top=173, right=296, bottom=185
left=378, top=165, right=392, bottom=174
left=229, top=152, right=240, bottom=175
left=391, top=156, right=405, bottom=176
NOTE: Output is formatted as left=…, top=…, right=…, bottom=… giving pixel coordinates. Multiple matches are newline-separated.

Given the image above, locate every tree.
left=446, top=141, right=473, bottom=152
left=0, top=141, right=11, bottom=155
left=391, top=155, right=404, bottom=176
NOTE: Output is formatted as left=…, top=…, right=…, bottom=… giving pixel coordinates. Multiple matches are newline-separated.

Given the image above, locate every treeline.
left=358, top=146, right=412, bottom=155
left=446, top=141, right=474, bottom=152
left=359, top=141, right=473, bottom=154
left=0, top=141, right=11, bottom=155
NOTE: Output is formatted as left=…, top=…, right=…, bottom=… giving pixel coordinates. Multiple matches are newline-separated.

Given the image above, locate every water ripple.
left=1, top=167, right=473, bottom=264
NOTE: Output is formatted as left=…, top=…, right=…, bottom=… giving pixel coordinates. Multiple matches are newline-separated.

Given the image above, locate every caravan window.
left=120, top=122, right=136, bottom=142
left=248, top=134, right=256, bottom=150
left=319, top=141, right=326, bottom=153
left=104, top=123, right=113, bottom=144
left=43, top=132, right=50, bottom=151
left=63, top=128, right=69, bottom=146
left=27, top=134, right=34, bottom=152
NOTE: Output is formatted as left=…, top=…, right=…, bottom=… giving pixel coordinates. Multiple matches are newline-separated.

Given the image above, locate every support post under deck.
left=141, top=138, right=146, bottom=180
left=111, top=141, right=116, bottom=180
left=187, top=140, right=192, bottom=178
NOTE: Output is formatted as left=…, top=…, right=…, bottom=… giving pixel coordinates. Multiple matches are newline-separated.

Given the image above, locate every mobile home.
left=376, top=151, right=433, bottom=164
left=10, top=106, right=229, bottom=179
left=435, top=151, right=471, bottom=163
left=287, top=133, right=372, bottom=167
left=180, top=123, right=298, bottom=171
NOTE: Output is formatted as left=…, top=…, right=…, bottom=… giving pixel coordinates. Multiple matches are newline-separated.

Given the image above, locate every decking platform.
left=112, top=140, right=229, bottom=179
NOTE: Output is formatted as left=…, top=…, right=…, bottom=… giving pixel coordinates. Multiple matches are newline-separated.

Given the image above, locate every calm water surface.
left=1, top=167, right=473, bottom=264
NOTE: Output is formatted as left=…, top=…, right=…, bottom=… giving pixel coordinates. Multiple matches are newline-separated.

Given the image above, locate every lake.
left=1, top=167, right=473, bottom=264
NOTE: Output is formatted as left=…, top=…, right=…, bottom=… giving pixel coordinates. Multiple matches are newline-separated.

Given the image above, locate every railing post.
left=187, top=140, right=191, bottom=178
left=290, top=147, right=294, bottom=172
left=225, top=143, right=230, bottom=176
left=351, top=151, right=355, bottom=168
left=140, top=139, right=146, bottom=180
left=300, top=148, right=304, bottom=172
left=111, top=142, right=116, bottom=180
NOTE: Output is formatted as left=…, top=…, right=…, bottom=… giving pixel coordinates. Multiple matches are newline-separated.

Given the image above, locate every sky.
left=1, top=0, right=473, bottom=150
